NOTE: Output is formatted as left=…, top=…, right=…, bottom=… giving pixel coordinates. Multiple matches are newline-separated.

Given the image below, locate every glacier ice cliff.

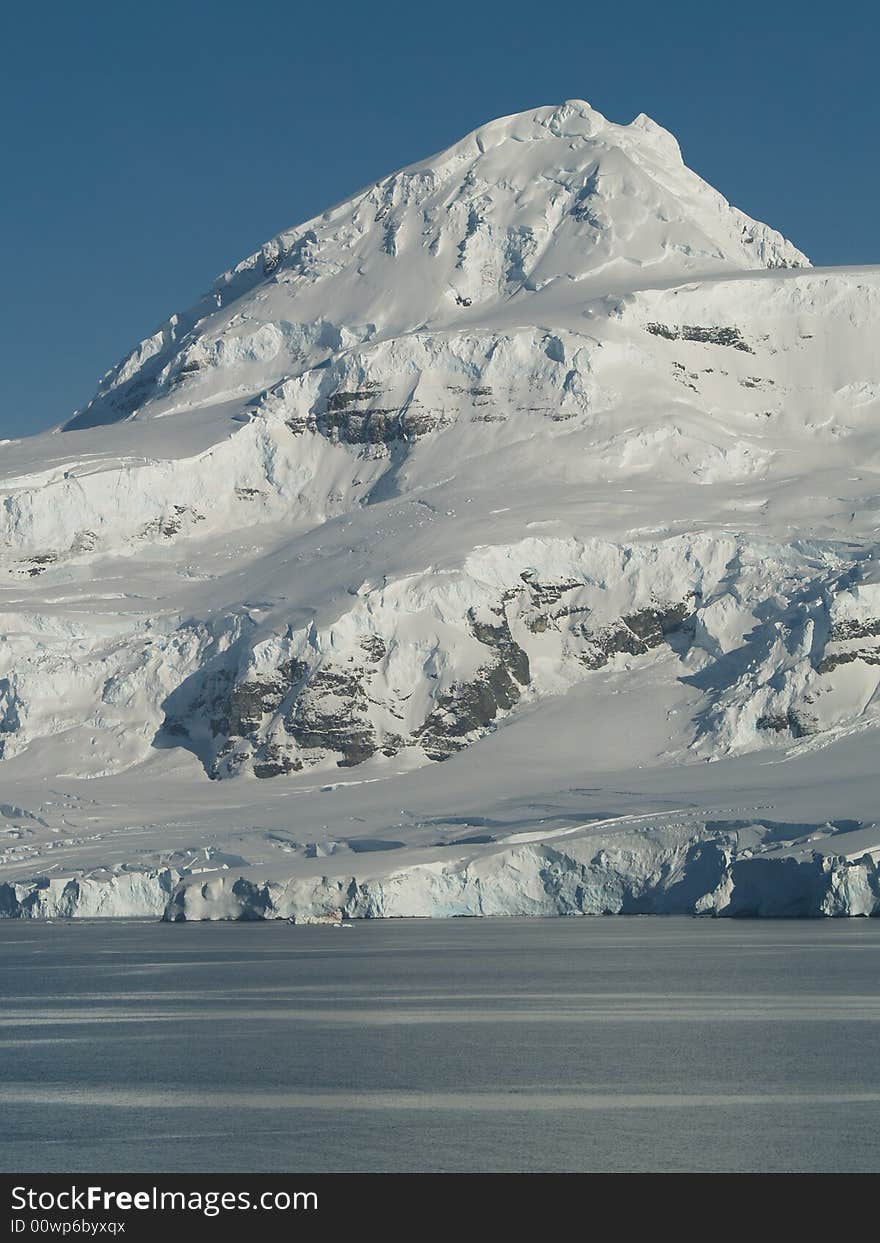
left=3, top=820, right=880, bottom=920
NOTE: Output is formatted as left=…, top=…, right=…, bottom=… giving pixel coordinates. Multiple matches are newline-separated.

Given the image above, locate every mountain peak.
left=470, top=98, right=606, bottom=145
left=63, top=100, right=808, bottom=432
left=400, top=99, right=678, bottom=178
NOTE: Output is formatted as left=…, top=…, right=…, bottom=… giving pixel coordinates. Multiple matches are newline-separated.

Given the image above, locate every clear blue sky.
left=2, top=0, right=877, bottom=438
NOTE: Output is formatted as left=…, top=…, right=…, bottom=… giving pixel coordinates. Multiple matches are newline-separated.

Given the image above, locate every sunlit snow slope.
left=3, top=100, right=880, bottom=918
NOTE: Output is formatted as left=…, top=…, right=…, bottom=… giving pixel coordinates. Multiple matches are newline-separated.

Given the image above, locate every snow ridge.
left=62, top=99, right=806, bottom=434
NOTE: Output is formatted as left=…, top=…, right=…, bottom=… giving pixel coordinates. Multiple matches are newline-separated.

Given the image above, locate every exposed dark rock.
left=625, top=602, right=690, bottom=643
left=259, top=230, right=317, bottom=281
left=261, top=244, right=281, bottom=276
left=253, top=744, right=303, bottom=779
left=817, top=615, right=880, bottom=672
left=522, top=576, right=589, bottom=632
left=756, top=709, right=817, bottom=738
left=0, top=679, right=21, bottom=760
left=283, top=374, right=581, bottom=446
left=416, top=669, right=515, bottom=761
left=417, top=606, right=530, bottom=761
left=22, top=553, right=57, bottom=577
left=326, top=386, right=383, bottom=411
left=570, top=173, right=603, bottom=226
left=446, top=384, right=494, bottom=399
left=580, top=623, right=646, bottom=668
left=141, top=505, right=205, bottom=540
left=380, top=733, right=405, bottom=758
left=829, top=618, right=880, bottom=642
left=327, top=409, right=402, bottom=444
left=470, top=609, right=531, bottom=687
left=162, top=657, right=312, bottom=778
left=359, top=636, right=387, bottom=663
left=164, top=667, right=235, bottom=751
left=818, top=648, right=880, bottom=673
left=161, top=591, right=699, bottom=780
left=646, top=323, right=753, bottom=352
left=211, top=659, right=309, bottom=741
left=284, top=666, right=378, bottom=767
left=284, top=383, right=448, bottom=445
left=171, top=357, right=204, bottom=386
left=645, top=322, right=678, bottom=341
left=579, top=601, right=692, bottom=669
left=519, top=572, right=581, bottom=608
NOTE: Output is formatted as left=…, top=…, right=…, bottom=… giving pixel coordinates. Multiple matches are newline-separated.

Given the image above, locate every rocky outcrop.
left=756, top=710, right=817, bottom=738
left=283, top=665, right=382, bottom=769
left=5, top=526, right=880, bottom=784
left=178, top=597, right=532, bottom=774
left=578, top=602, right=692, bottom=670
left=200, top=652, right=399, bottom=777
left=417, top=606, right=531, bottom=760
left=818, top=612, right=880, bottom=673
left=646, top=323, right=754, bottom=352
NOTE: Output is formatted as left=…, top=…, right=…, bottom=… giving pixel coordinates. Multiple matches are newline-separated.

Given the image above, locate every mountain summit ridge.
left=64, top=99, right=807, bottom=434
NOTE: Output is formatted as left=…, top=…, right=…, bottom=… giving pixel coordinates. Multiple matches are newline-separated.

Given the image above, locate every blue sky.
left=2, top=0, right=877, bottom=438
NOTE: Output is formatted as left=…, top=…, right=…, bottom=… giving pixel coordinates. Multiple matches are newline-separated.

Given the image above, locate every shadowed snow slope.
left=2, top=100, right=879, bottom=918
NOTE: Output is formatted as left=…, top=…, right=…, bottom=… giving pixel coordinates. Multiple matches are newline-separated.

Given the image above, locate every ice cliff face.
left=4, top=820, right=879, bottom=920
left=2, top=99, right=880, bottom=918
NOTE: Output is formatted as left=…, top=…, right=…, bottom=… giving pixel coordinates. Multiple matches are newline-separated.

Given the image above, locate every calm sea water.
left=1, top=916, right=879, bottom=1173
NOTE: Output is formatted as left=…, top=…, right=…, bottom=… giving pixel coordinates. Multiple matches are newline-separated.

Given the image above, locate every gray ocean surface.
left=1, top=916, right=879, bottom=1173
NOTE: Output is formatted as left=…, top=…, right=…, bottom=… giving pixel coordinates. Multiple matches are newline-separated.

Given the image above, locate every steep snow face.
left=62, top=100, right=806, bottom=434
left=153, top=535, right=880, bottom=779
left=3, top=98, right=880, bottom=919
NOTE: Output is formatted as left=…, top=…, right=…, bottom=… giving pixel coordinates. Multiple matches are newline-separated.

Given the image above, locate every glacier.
left=2, top=98, right=880, bottom=919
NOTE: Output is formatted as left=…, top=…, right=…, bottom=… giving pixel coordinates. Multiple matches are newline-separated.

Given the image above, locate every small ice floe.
left=288, top=911, right=351, bottom=927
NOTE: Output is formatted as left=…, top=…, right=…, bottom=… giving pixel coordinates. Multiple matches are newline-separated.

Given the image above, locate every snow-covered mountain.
left=3, top=99, right=880, bottom=919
